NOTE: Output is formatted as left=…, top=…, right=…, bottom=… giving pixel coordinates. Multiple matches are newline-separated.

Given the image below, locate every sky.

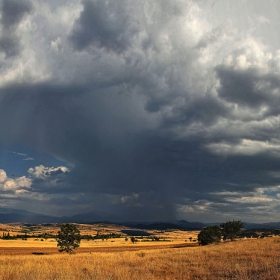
left=0, top=0, right=280, bottom=223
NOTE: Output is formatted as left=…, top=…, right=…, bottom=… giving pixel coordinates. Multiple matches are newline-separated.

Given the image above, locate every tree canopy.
left=198, top=226, right=222, bottom=246
left=56, top=223, right=81, bottom=254
left=197, top=220, right=244, bottom=246
left=220, top=220, right=243, bottom=241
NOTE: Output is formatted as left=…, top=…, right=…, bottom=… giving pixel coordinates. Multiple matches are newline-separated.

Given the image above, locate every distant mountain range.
left=0, top=208, right=118, bottom=224
left=0, top=207, right=279, bottom=230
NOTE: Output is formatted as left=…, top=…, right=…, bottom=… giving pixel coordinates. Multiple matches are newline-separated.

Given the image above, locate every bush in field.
left=220, top=220, right=243, bottom=241
left=198, top=226, right=222, bottom=245
left=56, top=224, right=81, bottom=254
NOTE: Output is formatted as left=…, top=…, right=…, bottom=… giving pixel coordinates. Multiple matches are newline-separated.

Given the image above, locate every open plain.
left=0, top=223, right=279, bottom=279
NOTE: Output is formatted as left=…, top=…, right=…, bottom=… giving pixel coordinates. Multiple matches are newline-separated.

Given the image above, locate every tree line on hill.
left=198, top=220, right=244, bottom=245
left=1, top=229, right=121, bottom=241
left=198, top=220, right=280, bottom=245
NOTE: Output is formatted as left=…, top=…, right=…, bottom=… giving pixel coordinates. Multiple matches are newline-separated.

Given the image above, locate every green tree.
left=220, top=220, right=243, bottom=241
left=56, top=224, right=81, bottom=254
left=198, top=226, right=222, bottom=246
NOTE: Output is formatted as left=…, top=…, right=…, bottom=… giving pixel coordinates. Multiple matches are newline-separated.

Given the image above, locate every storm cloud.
left=0, top=0, right=280, bottom=222
left=0, top=0, right=33, bottom=57
left=69, top=0, right=137, bottom=53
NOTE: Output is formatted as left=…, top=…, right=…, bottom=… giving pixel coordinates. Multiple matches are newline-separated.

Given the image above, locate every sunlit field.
left=0, top=223, right=279, bottom=280
left=0, top=238, right=280, bottom=279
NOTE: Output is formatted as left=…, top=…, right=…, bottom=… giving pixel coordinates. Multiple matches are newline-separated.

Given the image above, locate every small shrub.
left=137, top=252, right=145, bottom=257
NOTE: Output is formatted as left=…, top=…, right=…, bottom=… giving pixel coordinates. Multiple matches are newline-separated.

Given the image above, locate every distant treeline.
left=239, top=228, right=280, bottom=238
left=1, top=231, right=123, bottom=240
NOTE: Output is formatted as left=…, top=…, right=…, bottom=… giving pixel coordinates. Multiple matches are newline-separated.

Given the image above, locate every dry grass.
left=0, top=237, right=279, bottom=279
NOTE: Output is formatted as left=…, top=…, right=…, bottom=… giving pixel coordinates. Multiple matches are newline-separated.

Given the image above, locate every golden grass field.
left=0, top=223, right=279, bottom=279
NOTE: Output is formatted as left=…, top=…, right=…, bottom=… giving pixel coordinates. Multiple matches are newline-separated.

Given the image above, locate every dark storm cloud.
left=0, top=79, right=180, bottom=219
left=0, top=79, right=228, bottom=220
left=0, top=83, right=86, bottom=147
left=1, top=0, right=32, bottom=29
left=69, top=0, right=136, bottom=53
left=0, top=0, right=33, bottom=57
left=216, top=65, right=280, bottom=113
left=159, top=95, right=230, bottom=128
left=0, top=35, right=20, bottom=57
left=2, top=78, right=280, bottom=221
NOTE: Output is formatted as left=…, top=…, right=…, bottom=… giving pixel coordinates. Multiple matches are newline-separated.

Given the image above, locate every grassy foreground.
left=0, top=237, right=280, bottom=279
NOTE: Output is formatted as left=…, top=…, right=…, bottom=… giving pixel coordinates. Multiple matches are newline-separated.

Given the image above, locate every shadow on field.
left=0, top=243, right=199, bottom=256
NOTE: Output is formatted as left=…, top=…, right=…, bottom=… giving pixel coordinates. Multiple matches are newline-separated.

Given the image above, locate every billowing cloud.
left=28, top=165, right=69, bottom=179
left=0, top=169, right=31, bottom=192
left=69, top=0, right=137, bottom=53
